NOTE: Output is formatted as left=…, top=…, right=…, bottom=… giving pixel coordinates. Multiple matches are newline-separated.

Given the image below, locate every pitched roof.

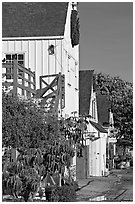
left=90, top=121, right=108, bottom=133
left=79, top=70, right=94, bottom=115
left=2, top=2, right=68, bottom=38
left=96, top=94, right=111, bottom=126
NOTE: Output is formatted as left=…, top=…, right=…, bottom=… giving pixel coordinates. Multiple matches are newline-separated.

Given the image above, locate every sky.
left=78, top=2, right=133, bottom=82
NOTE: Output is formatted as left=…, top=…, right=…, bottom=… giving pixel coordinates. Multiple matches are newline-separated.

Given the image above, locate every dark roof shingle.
left=2, top=2, right=68, bottom=37
left=79, top=70, right=94, bottom=115
left=90, top=121, right=107, bottom=133
left=96, top=94, right=111, bottom=126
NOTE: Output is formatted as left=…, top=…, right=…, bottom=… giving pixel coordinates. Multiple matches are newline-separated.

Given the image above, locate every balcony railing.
left=2, top=60, right=36, bottom=97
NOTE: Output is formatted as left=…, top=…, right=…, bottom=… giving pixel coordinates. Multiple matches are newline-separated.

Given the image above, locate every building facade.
left=77, top=70, right=116, bottom=178
left=2, top=2, right=79, bottom=117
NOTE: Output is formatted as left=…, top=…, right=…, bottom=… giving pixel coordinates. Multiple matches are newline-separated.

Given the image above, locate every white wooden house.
left=97, top=94, right=117, bottom=170
left=2, top=2, right=79, bottom=117
left=77, top=70, right=116, bottom=178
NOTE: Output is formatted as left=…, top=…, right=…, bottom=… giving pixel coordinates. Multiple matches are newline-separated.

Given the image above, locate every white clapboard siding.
left=14, top=40, right=22, bottom=51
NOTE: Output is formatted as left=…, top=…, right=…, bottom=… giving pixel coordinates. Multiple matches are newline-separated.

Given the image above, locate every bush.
left=51, top=183, right=76, bottom=202
left=45, top=186, right=55, bottom=201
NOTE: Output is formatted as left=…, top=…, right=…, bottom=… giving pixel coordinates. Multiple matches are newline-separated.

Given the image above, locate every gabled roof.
left=96, top=94, right=111, bottom=127
left=79, top=70, right=94, bottom=115
left=90, top=121, right=108, bottom=133
left=2, top=2, right=68, bottom=38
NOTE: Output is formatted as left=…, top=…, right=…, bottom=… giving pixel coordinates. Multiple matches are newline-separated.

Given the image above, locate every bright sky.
left=78, top=2, right=133, bottom=82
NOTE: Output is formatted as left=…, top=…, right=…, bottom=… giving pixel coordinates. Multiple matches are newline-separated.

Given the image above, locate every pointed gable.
left=79, top=70, right=94, bottom=115
left=2, top=2, right=68, bottom=38
left=96, top=94, right=111, bottom=126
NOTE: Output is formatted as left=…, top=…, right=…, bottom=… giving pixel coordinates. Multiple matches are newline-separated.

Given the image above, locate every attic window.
left=48, top=45, right=55, bottom=55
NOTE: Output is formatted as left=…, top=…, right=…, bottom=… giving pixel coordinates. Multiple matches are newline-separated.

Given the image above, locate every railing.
left=36, top=73, right=65, bottom=114
left=2, top=60, right=36, bottom=97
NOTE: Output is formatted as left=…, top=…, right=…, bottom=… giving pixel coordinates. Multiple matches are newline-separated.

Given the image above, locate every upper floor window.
left=67, top=55, right=71, bottom=86
left=4, top=53, right=25, bottom=80
left=75, top=61, right=78, bottom=90
left=5, top=53, right=24, bottom=66
left=92, top=99, right=96, bottom=119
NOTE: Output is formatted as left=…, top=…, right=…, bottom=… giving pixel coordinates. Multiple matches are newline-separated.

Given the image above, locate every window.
left=5, top=53, right=25, bottom=79
left=92, top=99, right=96, bottom=119
left=67, top=55, right=71, bottom=86
left=75, top=61, right=78, bottom=77
left=70, top=58, right=75, bottom=72
left=5, top=53, right=24, bottom=66
left=75, top=76, right=77, bottom=90
left=75, top=62, right=78, bottom=90
left=18, top=54, right=24, bottom=65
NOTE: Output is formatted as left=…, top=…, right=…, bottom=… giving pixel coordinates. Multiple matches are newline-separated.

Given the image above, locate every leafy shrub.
left=71, top=180, right=79, bottom=191
left=51, top=183, right=76, bottom=202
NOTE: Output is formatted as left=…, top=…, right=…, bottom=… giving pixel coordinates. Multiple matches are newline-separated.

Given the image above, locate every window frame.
left=92, top=99, right=96, bottom=119
left=4, top=53, right=25, bottom=80
left=67, top=55, right=71, bottom=86
left=5, top=53, right=25, bottom=66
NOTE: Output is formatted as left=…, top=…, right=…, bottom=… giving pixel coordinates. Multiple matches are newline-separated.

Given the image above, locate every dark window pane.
left=12, top=55, right=15, bottom=60
left=12, top=54, right=17, bottom=60
left=6, top=55, right=11, bottom=60
left=18, top=54, right=24, bottom=60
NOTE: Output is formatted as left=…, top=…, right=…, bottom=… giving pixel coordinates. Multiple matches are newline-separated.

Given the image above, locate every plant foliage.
left=94, top=72, right=133, bottom=146
left=2, top=92, right=87, bottom=201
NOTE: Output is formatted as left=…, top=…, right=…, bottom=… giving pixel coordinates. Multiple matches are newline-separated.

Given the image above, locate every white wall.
left=89, top=136, right=107, bottom=176
left=87, top=122, right=107, bottom=176
left=99, top=133, right=107, bottom=176
left=62, top=2, right=79, bottom=117
left=2, top=39, right=62, bottom=88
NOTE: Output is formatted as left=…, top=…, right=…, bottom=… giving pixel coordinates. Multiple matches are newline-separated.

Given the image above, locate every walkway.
left=76, top=168, right=133, bottom=202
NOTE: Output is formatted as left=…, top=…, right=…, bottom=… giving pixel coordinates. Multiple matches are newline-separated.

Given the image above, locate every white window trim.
left=4, top=52, right=25, bottom=66
left=67, top=55, right=71, bottom=86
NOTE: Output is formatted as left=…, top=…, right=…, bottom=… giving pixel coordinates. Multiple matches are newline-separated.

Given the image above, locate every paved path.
left=76, top=167, right=133, bottom=202
left=106, top=168, right=133, bottom=202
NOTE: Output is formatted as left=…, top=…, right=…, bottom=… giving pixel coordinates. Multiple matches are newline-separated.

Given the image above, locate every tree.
left=94, top=72, right=133, bottom=147
left=2, top=92, right=86, bottom=201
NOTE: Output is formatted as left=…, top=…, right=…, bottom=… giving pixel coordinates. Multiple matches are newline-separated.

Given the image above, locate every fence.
left=2, top=60, right=36, bottom=97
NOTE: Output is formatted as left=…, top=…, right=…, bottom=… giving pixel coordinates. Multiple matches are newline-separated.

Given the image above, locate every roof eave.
left=90, top=121, right=108, bottom=133
left=2, top=36, right=64, bottom=41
